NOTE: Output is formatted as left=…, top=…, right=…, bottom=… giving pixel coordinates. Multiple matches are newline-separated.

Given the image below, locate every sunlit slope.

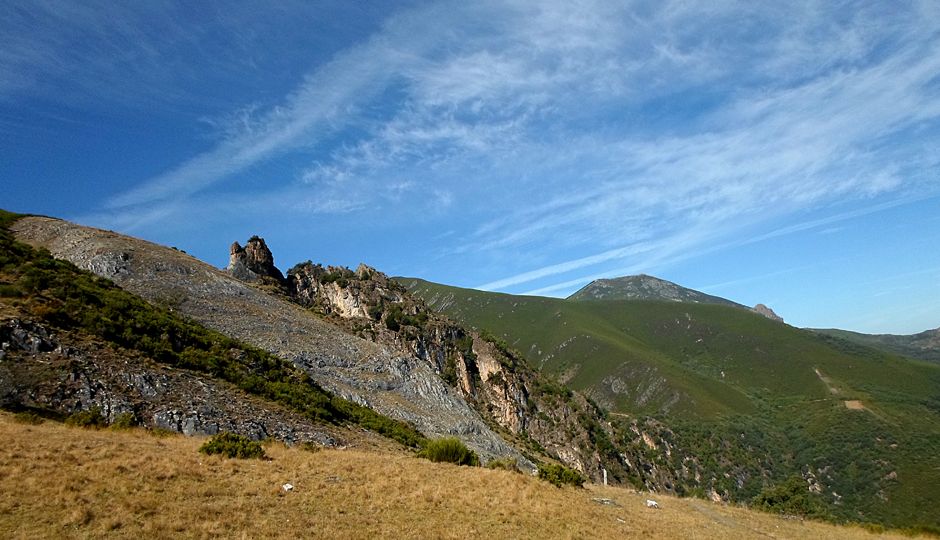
left=812, top=327, right=940, bottom=364
left=4, top=413, right=916, bottom=539
left=401, top=278, right=940, bottom=528
left=401, top=278, right=940, bottom=420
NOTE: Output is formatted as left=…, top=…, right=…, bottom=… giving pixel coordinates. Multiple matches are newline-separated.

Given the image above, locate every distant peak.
left=568, top=274, right=743, bottom=308
left=752, top=304, right=784, bottom=323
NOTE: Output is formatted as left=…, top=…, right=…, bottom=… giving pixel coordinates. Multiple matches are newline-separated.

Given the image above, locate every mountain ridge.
left=6, top=210, right=940, bottom=529
left=568, top=274, right=745, bottom=308
left=567, top=273, right=784, bottom=322
left=811, top=326, right=940, bottom=364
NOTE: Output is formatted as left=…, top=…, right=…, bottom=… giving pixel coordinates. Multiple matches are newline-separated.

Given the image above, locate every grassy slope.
left=0, top=413, right=917, bottom=540
left=400, top=278, right=940, bottom=529
left=812, top=328, right=940, bottom=364
left=401, top=278, right=939, bottom=417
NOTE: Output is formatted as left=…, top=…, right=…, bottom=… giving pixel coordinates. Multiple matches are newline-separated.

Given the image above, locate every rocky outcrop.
left=281, top=258, right=632, bottom=482
left=753, top=303, right=783, bottom=323
left=0, top=317, right=338, bottom=445
left=227, top=236, right=284, bottom=283
left=12, top=218, right=525, bottom=464
left=287, top=262, right=406, bottom=319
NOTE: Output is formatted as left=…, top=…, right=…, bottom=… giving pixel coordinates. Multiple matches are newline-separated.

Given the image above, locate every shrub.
left=110, top=412, right=137, bottom=430
left=418, top=437, right=480, bottom=466
left=486, top=456, right=520, bottom=472
left=752, top=475, right=824, bottom=517
left=13, top=411, right=44, bottom=425
left=147, top=427, right=177, bottom=438
left=65, top=407, right=107, bottom=428
left=300, top=441, right=322, bottom=453
left=199, top=432, right=266, bottom=459
left=537, top=463, right=585, bottom=488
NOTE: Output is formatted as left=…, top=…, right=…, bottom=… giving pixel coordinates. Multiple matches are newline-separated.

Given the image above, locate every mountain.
left=752, top=303, right=784, bottom=322
left=812, top=327, right=940, bottom=364
left=569, top=274, right=784, bottom=322
left=569, top=274, right=744, bottom=308
left=3, top=211, right=634, bottom=485
left=400, top=276, right=940, bottom=529
left=6, top=208, right=940, bottom=530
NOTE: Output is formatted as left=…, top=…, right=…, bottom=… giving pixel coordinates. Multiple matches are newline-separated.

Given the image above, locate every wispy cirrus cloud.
left=57, top=0, right=940, bottom=300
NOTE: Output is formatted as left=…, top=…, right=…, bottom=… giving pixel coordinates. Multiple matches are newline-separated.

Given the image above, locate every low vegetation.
left=752, top=475, right=825, bottom=518
left=199, top=432, right=266, bottom=460
left=537, top=463, right=585, bottom=488
left=485, top=456, right=520, bottom=472
left=12, top=411, right=43, bottom=425
left=64, top=407, right=108, bottom=429
left=3, top=412, right=919, bottom=539
left=417, top=437, right=479, bottom=466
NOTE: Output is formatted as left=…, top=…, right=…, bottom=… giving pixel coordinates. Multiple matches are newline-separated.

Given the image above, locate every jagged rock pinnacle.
left=227, top=236, right=284, bottom=282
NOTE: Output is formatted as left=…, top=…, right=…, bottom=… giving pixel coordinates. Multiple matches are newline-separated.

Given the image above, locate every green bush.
left=418, top=437, right=480, bottom=466
left=300, top=441, right=322, bottom=453
left=65, top=407, right=108, bottom=428
left=147, top=427, right=177, bottom=438
left=13, top=411, right=44, bottom=425
left=385, top=305, right=403, bottom=331
left=537, top=463, right=585, bottom=488
left=752, top=475, right=824, bottom=517
left=110, top=412, right=137, bottom=430
left=486, top=456, right=520, bottom=472
left=199, top=432, right=266, bottom=459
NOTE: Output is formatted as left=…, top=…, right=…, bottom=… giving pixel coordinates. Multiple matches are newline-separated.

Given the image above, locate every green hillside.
left=400, top=277, right=940, bottom=530
left=568, top=274, right=744, bottom=308
left=813, top=327, right=940, bottom=364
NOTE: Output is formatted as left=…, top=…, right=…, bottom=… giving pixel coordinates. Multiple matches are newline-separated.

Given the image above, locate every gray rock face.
left=227, top=236, right=284, bottom=282
left=12, top=217, right=523, bottom=462
left=284, top=263, right=635, bottom=479
left=752, top=303, right=784, bottom=323
left=0, top=318, right=56, bottom=354
left=0, top=318, right=337, bottom=445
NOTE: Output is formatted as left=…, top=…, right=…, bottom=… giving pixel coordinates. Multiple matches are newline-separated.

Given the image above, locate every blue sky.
left=2, top=1, right=939, bottom=334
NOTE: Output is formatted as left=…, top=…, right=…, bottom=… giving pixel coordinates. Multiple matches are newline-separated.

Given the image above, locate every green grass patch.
left=65, top=407, right=108, bottom=429
left=199, top=432, right=266, bottom=459
left=417, top=437, right=479, bottom=466
left=537, top=463, right=584, bottom=488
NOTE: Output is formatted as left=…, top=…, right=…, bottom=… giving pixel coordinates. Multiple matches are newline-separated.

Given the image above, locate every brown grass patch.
left=0, top=412, right=911, bottom=539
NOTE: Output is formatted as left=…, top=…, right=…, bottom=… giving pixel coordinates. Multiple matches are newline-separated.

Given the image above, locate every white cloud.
left=57, top=0, right=940, bottom=298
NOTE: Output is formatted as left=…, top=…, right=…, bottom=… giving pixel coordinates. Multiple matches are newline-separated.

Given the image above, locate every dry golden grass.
left=0, top=413, right=908, bottom=539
